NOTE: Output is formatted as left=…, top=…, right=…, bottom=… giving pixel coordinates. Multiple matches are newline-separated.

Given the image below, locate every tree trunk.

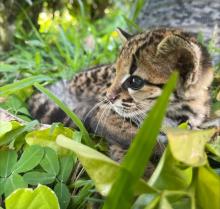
left=136, top=0, right=220, bottom=62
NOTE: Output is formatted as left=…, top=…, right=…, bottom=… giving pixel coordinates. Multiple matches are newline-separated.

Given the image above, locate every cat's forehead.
left=118, top=29, right=168, bottom=60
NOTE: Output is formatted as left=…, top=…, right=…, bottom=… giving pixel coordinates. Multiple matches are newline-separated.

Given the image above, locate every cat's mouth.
left=110, top=102, right=147, bottom=126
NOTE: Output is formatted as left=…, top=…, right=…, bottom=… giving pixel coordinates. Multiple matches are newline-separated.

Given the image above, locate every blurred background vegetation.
left=0, top=0, right=220, bottom=117
left=0, top=0, right=142, bottom=84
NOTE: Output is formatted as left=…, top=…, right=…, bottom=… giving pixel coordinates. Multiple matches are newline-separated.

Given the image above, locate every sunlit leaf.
left=0, top=120, right=38, bottom=147
left=167, top=128, right=215, bottom=166
left=159, top=197, right=173, bottom=209
left=25, top=126, right=75, bottom=155
left=0, top=121, right=12, bottom=137
left=149, top=148, right=192, bottom=190
left=5, top=185, right=60, bottom=209
left=196, top=166, right=220, bottom=209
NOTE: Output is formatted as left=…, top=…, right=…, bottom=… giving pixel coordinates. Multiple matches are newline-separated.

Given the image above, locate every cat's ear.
left=116, top=28, right=132, bottom=43
left=156, top=35, right=201, bottom=87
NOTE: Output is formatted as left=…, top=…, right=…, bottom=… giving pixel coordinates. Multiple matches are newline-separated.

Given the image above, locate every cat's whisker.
left=94, top=104, right=110, bottom=135
left=101, top=107, right=111, bottom=136
left=84, top=99, right=107, bottom=123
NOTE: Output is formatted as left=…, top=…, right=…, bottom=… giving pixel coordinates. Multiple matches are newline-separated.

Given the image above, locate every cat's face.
left=106, top=28, right=202, bottom=125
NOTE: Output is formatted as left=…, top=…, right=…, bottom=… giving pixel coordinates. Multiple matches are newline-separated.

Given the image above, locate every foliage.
left=5, top=185, right=60, bottom=209
left=0, top=0, right=220, bottom=209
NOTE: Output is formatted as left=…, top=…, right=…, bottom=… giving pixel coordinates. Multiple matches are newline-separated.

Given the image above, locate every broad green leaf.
left=103, top=72, right=177, bottom=209
left=4, top=173, right=27, bottom=197
left=40, top=147, right=60, bottom=176
left=57, top=155, right=75, bottom=183
left=159, top=197, right=173, bottom=209
left=196, top=166, right=220, bottom=209
left=0, top=178, right=5, bottom=195
left=149, top=148, right=192, bottom=190
left=34, top=83, right=92, bottom=147
left=13, top=145, right=44, bottom=173
left=168, top=196, right=191, bottom=209
left=54, top=182, right=71, bottom=209
left=0, top=120, right=38, bottom=147
left=0, top=121, right=22, bottom=145
left=132, top=194, right=160, bottom=209
left=0, top=121, right=12, bottom=138
left=5, top=184, right=60, bottom=209
left=23, top=171, right=55, bottom=185
left=0, top=75, right=52, bottom=97
left=56, top=135, right=156, bottom=196
left=206, top=137, right=220, bottom=161
left=0, top=150, right=17, bottom=177
left=167, top=128, right=215, bottom=166
left=25, top=126, right=75, bottom=155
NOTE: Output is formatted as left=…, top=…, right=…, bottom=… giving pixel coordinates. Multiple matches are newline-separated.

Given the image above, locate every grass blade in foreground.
left=102, top=72, right=178, bottom=209
left=0, top=75, right=52, bottom=96
left=34, top=83, right=92, bottom=147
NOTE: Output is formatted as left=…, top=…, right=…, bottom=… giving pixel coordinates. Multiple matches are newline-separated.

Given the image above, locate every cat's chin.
left=111, top=105, right=145, bottom=125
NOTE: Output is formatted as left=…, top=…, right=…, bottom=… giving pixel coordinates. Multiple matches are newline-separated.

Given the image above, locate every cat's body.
left=29, top=28, right=213, bottom=166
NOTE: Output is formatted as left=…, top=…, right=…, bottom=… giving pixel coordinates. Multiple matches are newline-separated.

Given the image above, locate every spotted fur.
left=29, top=28, right=213, bottom=175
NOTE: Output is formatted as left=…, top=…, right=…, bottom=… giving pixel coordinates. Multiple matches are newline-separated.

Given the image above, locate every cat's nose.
left=106, top=92, right=118, bottom=103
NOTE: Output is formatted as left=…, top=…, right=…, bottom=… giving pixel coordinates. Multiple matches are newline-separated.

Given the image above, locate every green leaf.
left=196, top=166, right=220, bottom=209
left=0, top=75, right=52, bottom=97
left=0, top=120, right=38, bottom=147
left=13, top=145, right=44, bottom=173
left=132, top=194, right=160, bottom=209
left=56, top=135, right=155, bottom=196
left=0, top=178, right=5, bottom=196
left=34, top=83, right=92, bottom=147
left=206, top=137, right=220, bottom=161
left=167, top=128, right=215, bottom=166
left=40, top=147, right=60, bottom=176
left=159, top=197, right=173, bottom=209
left=25, top=126, right=75, bottom=155
left=0, top=150, right=17, bottom=178
left=103, top=72, right=178, bottom=209
left=149, top=148, right=192, bottom=190
left=4, top=173, right=27, bottom=197
left=54, top=182, right=71, bottom=209
left=0, top=121, right=12, bottom=138
left=0, top=121, right=22, bottom=145
left=57, top=155, right=75, bottom=183
left=23, top=171, right=55, bottom=185
left=5, top=185, right=60, bottom=209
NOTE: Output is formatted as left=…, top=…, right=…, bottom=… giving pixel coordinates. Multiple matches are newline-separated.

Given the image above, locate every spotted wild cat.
left=29, top=28, right=213, bottom=164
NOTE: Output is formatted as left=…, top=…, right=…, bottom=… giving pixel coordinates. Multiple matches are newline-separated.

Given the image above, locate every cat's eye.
left=123, top=75, right=145, bottom=90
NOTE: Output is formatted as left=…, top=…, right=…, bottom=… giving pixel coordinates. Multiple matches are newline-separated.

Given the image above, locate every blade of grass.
left=0, top=75, right=52, bottom=96
left=102, top=72, right=178, bottom=209
left=34, top=83, right=93, bottom=147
